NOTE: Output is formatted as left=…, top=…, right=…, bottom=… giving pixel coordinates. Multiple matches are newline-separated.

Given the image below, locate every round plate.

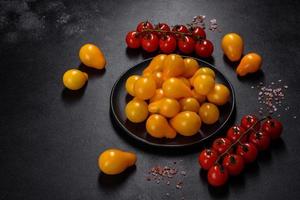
left=110, top=57, right=235, bottom=148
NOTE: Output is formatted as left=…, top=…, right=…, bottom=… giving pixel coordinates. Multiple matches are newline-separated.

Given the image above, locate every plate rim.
left=110, top=56, right=236, bottom=148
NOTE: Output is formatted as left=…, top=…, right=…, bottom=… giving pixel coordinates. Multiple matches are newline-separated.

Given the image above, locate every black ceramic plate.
left=110, top=57, right=235, bottom=148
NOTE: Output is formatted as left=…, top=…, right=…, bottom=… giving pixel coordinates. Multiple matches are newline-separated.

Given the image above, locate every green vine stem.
left=215, top=116, right=272, bottom=164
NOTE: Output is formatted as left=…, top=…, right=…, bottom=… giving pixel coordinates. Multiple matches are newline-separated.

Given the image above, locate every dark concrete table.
left=1, top=0, right=300, bottom=199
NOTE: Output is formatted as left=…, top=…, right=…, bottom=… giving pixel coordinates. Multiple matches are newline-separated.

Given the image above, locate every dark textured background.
left=1, top=0, right=300, bottom=199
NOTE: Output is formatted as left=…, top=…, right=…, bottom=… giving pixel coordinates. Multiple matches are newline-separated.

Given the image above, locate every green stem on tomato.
left=214, top=116, right=271, bottom=164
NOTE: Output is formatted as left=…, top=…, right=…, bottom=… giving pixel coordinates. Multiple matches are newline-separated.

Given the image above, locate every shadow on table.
left=223, top=54, right=240, bottom=69
left=98, top=166, right=136, bottom=190
left=78, top=63, right=106, bottom=79
left=61, top=84, right=87, bottom=104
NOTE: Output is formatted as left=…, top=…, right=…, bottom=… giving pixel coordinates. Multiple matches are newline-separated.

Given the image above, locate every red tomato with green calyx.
left=192, top=26, right=206, bottom=39
left=241, top=114, right=260, bottom=131
left=136, top=21, right=154, bottom=32
left=212, top=137, right=231, bottom=154
left=226, top=125, right=247, bottom=143
left=159, top=34, right=177, bottom=54
left=249, top=131, right=270, bottom=151
left=262, top=118, right=283, bottom=139
left=178, top=36, right=195, bottom=54
left=198, top=148, right=218, bottom=170
left=236, top=143, right=258, bottom=163
left=222, top=154, right=244, bottom=176
left=172, top=25, right=189, bottom=37
left=195, top=39, right=214, bottom=58
left=126, top=31, right=141, bottom=49
left=141, top=33, right=159, bottom=52
left=155, top=23, right=170, bottom=37
left=207, top=165, right=229, bottom=187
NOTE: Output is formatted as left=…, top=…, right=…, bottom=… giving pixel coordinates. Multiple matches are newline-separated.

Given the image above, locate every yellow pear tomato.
left=134, top=76, right=156, bottom=100
left=143, top=54, right=167, bottom=75
left=79, top=43, right=106, bottom=69
left=148, top=98, right=180, bottom=118
left=98, top=149, right=137, bottom=175
left=144, top=71, right=164, bottom=88
left=146, top=114, right=176, bottom=139
left=170, top=111, right=201, bottom=136
left=162, top=78, right=192, bottom=99
left=207, top=83, right=230, bottom=106
left=236, top=53, right=262, bottom=76
left=193, top=74, right=215, bottom=95
left=221, top=33, right=243, bottom=62
left=180, top=77, right=192, bottom=88
left=149, top=89, right=164, bottom=103
left=162, top=54, right=185, bottom=80
left=125, top=75, right=140, bottom=96
left=191, top=89, right=206, bottom=103
left=190, top=67, right=215, bottom=85
left=183, top=58, right=200, bottom=78
left=179, top=97, right=200, bottom=112
left=199, top=103, right=220, bottom=124
left=63, top=69, right=88, bottom=90
left=125, top=98, right=148, bottom=123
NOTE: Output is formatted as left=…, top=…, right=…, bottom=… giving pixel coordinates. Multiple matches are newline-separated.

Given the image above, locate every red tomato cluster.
left=125, top=21, right=214, bottom=58
left=198, top=115, right=283, bottom=187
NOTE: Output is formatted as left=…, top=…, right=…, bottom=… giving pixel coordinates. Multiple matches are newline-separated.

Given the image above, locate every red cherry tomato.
left=226, top=125, right=247, bottom=143
left=198, top=149, right=218, bottom=170
left=125, top=31, right=141, bottom=48
left=141, top=33, right=159, bottom=52
left=159, top=34, right=177, bottom=54
left=195, top=39, right=214, bottom=58
left=236, top=143, right=258, bottom=163
left=136, top=21, right=154, bottom=32
left=178, top=36, right=195, bottom=54
left=192, top=27, right=206, bottom=39
left=249, top=131, right=270, bottom=151
left=222, top=154, right=244, bottom=176
left=262, top=118, right=283, bottom=139
left=172, top=25, right=189, bottom=37
left=212, top=138, right=231, bottom=154
left=155, top=23, right=170, bottom=37
left=207, top=165, right=229, bottom=187
left=241, top=114, right=260, bottom=132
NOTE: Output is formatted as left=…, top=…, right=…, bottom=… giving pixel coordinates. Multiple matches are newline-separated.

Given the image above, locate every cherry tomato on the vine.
left=195, top=39, right=214, bottom=58
left=136, top=21, right=154, bottom=32
left=198, top=149, right=218, bottom=170
left=192, top=26, right=206, bottom=39
left=172, top=25, right=189, bottom=37
left=249, top=131, right=270, bottom=151
left=141, top=33, right=159, bottom=52
left=226, top=125, right=247, bottom=143
left=155, top=23, right=170, bottom=37
left=178, top=36, right=195, bottom=54
left=222, top=154, right=244, bottom=176
left=159, top=34, right=177, bottom=54
left=212, top=137, right=231, bottom=154
left=207, top=165, right=229, bottom=187
left=262, top=118, right=283, bottom=139
left=241, top=114, right=260, bottom=131
left=236, top=143, right=258, bottom=163
left=126, top=31, right=141, bottom=49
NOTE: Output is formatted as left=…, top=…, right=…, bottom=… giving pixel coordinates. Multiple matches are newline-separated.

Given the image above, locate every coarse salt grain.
left=255, top=80, right=291, bottom=117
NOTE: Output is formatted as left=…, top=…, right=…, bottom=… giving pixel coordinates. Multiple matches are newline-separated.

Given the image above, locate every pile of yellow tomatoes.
left=125, top=54, right=230, bottom=139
